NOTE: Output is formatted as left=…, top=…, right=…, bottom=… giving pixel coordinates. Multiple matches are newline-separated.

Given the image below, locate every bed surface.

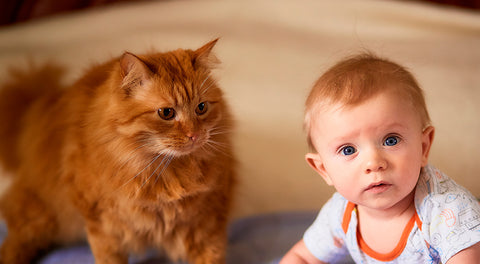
left=0, top=0, right=479, bottom=263
left=0, top=212, right=317, bottom=264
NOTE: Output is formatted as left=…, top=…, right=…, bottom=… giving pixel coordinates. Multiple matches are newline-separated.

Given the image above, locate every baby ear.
left=421, top=126, right=435, bottom=166
left=193, top=38, right=220, bottom=69
left=305, top=153, right=333, bottom=186
left=119, top=52, right=152, bottom=94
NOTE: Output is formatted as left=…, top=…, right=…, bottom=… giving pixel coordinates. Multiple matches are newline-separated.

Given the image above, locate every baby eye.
left=384, top=136, right=399, bottom=146
left=195, top=102, right=208, bottom=115
left=340, top=146, right=357, bottom=156
left=158, top=108, right=175, bottom=120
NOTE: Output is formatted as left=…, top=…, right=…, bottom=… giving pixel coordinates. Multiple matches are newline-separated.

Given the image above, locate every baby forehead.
left=308, top=91, right=423, bottom=128
left=311, top=85, right=416, bottom=110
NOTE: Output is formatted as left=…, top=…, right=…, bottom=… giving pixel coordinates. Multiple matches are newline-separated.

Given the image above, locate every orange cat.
left=0, top=39, right=236, bottom=264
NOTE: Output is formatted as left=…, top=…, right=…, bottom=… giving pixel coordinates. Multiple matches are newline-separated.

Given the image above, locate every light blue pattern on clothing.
left=303, top=164, right=480, bottom=263
left=415, top=165, right=480, bottom=263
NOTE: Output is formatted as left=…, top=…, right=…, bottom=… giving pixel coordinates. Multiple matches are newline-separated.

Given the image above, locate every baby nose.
left=364, top=149, right=387, bottom=173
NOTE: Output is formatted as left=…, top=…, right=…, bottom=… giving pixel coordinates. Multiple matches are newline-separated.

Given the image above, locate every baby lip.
left=365, top=181, right=391, bottom=191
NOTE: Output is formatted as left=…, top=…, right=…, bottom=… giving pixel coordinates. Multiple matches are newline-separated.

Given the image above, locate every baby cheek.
left=398, top=146, right=424, bottom=168
left=331, top=176, right=359, bottom=200
left=394, top=154, right=423, bottom=187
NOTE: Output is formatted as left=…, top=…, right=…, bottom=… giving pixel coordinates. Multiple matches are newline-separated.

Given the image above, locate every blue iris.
left=341, top=146, right=356, bottom=156
left=384, top=136, right=398, bottom=146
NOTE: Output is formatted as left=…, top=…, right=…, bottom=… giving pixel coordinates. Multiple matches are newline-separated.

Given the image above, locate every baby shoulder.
left=415, top=166, right=480, bottom=225
left=415, top=165, right=480, bottom=262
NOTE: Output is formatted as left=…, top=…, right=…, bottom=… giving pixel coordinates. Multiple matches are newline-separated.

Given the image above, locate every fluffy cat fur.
left=0, top=39, right=236, bottom=264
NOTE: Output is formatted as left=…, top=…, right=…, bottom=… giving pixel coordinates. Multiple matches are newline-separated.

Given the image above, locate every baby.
left=280, top=53, right=480, bottom=263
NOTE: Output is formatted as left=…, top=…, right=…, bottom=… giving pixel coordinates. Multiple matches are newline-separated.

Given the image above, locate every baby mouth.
left=365, top=182, right=392, bottom=193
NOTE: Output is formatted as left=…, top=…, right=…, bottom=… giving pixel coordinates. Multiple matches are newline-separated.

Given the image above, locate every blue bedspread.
left=0, top=211, right=316, bottom=264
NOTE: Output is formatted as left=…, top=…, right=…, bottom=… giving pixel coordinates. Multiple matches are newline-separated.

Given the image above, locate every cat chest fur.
left=69, top=154, right=230, bottom=259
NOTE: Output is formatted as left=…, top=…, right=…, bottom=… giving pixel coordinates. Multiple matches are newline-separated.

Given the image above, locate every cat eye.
left=158, top=108, right=175, bottom=120
left=195, top=102, right=208, bottom=115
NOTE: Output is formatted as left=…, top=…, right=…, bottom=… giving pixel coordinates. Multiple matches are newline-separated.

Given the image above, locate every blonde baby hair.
left=304, top=52, right=431, bottom=151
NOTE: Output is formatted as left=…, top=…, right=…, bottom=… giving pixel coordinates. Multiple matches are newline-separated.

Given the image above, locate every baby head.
left=305, top=52, right=431, bottom=151
left=304, top=53, right=435, bottom=209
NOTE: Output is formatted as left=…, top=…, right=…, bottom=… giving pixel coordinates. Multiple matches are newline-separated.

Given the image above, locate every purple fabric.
left=0, top=211, right=316, bottom=264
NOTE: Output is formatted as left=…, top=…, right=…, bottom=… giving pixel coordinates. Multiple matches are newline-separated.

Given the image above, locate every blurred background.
left=0, top=1, right=479, bottom=263
left=0, top=0, right=479, bottom=220
left=1, top=0, right=479, bottom=26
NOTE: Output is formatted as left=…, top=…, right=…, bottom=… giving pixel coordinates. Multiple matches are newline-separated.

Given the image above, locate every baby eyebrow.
left=328, top=140, right=355, bottom=153
left=328, top=133, right=359, bottom=148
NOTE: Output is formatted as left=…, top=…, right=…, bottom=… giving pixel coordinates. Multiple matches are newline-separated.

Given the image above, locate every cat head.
left=112, top=39, right=231, bottom=158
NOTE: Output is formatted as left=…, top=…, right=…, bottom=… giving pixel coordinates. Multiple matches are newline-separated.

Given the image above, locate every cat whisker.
left=208, top=127, right=233, bottom=137
left=199, top=75, right=210, bottom=90
left=119, top=152, right=162, bottom=190
left=208, top=130, right=232, bottom=136
left=111, top=141, right=155, bottom=180
left=202, top=83, right=214, bottom=95
left=201, top=78, right=216, bottom=96
left=138, top=150, right=174, bottom=190
left=203, top=140, right=231, bottom=158
left=120, top=142, right=154, bottom=164
left=207, top=139, right=229, bottom=148
left=154, top=153, right=175, bottom=185
left=210, top=126, right=233, bottom=132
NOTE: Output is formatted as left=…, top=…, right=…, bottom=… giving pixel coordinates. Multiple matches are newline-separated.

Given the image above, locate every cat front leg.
left=85, top=222, right=129, bottom=264
left=181, top=206, right=229, bottom=264
left=0, top=235, right=44, bottom=264
left=183, top=230, right=227, bottom=264
left=0, top=186, right=58, bottom=264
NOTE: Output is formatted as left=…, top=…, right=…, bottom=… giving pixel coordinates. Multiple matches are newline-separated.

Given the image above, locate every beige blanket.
left=0, top=0, right=479, bottom=218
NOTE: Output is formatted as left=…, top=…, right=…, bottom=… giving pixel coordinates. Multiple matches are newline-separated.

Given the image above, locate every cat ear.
left=193, top=38, right=220, bottom=69
left=119, top=52, right=152, bottom=91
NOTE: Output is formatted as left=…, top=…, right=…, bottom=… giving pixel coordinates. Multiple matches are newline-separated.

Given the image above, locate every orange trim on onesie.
left=342, top=202, right=356, bottom=234
left=341, top=202, right=421, bottom=262
left=415, top=212, right=423, bottom=231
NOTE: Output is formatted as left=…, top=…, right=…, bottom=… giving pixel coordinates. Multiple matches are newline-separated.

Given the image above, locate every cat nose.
left=187, top=133, right=198, bottom=142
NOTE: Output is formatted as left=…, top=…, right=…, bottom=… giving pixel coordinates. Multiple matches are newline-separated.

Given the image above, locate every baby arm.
left=445, top=242, right=480, bottom=264
left=280, top=239, right=326, bottom=264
